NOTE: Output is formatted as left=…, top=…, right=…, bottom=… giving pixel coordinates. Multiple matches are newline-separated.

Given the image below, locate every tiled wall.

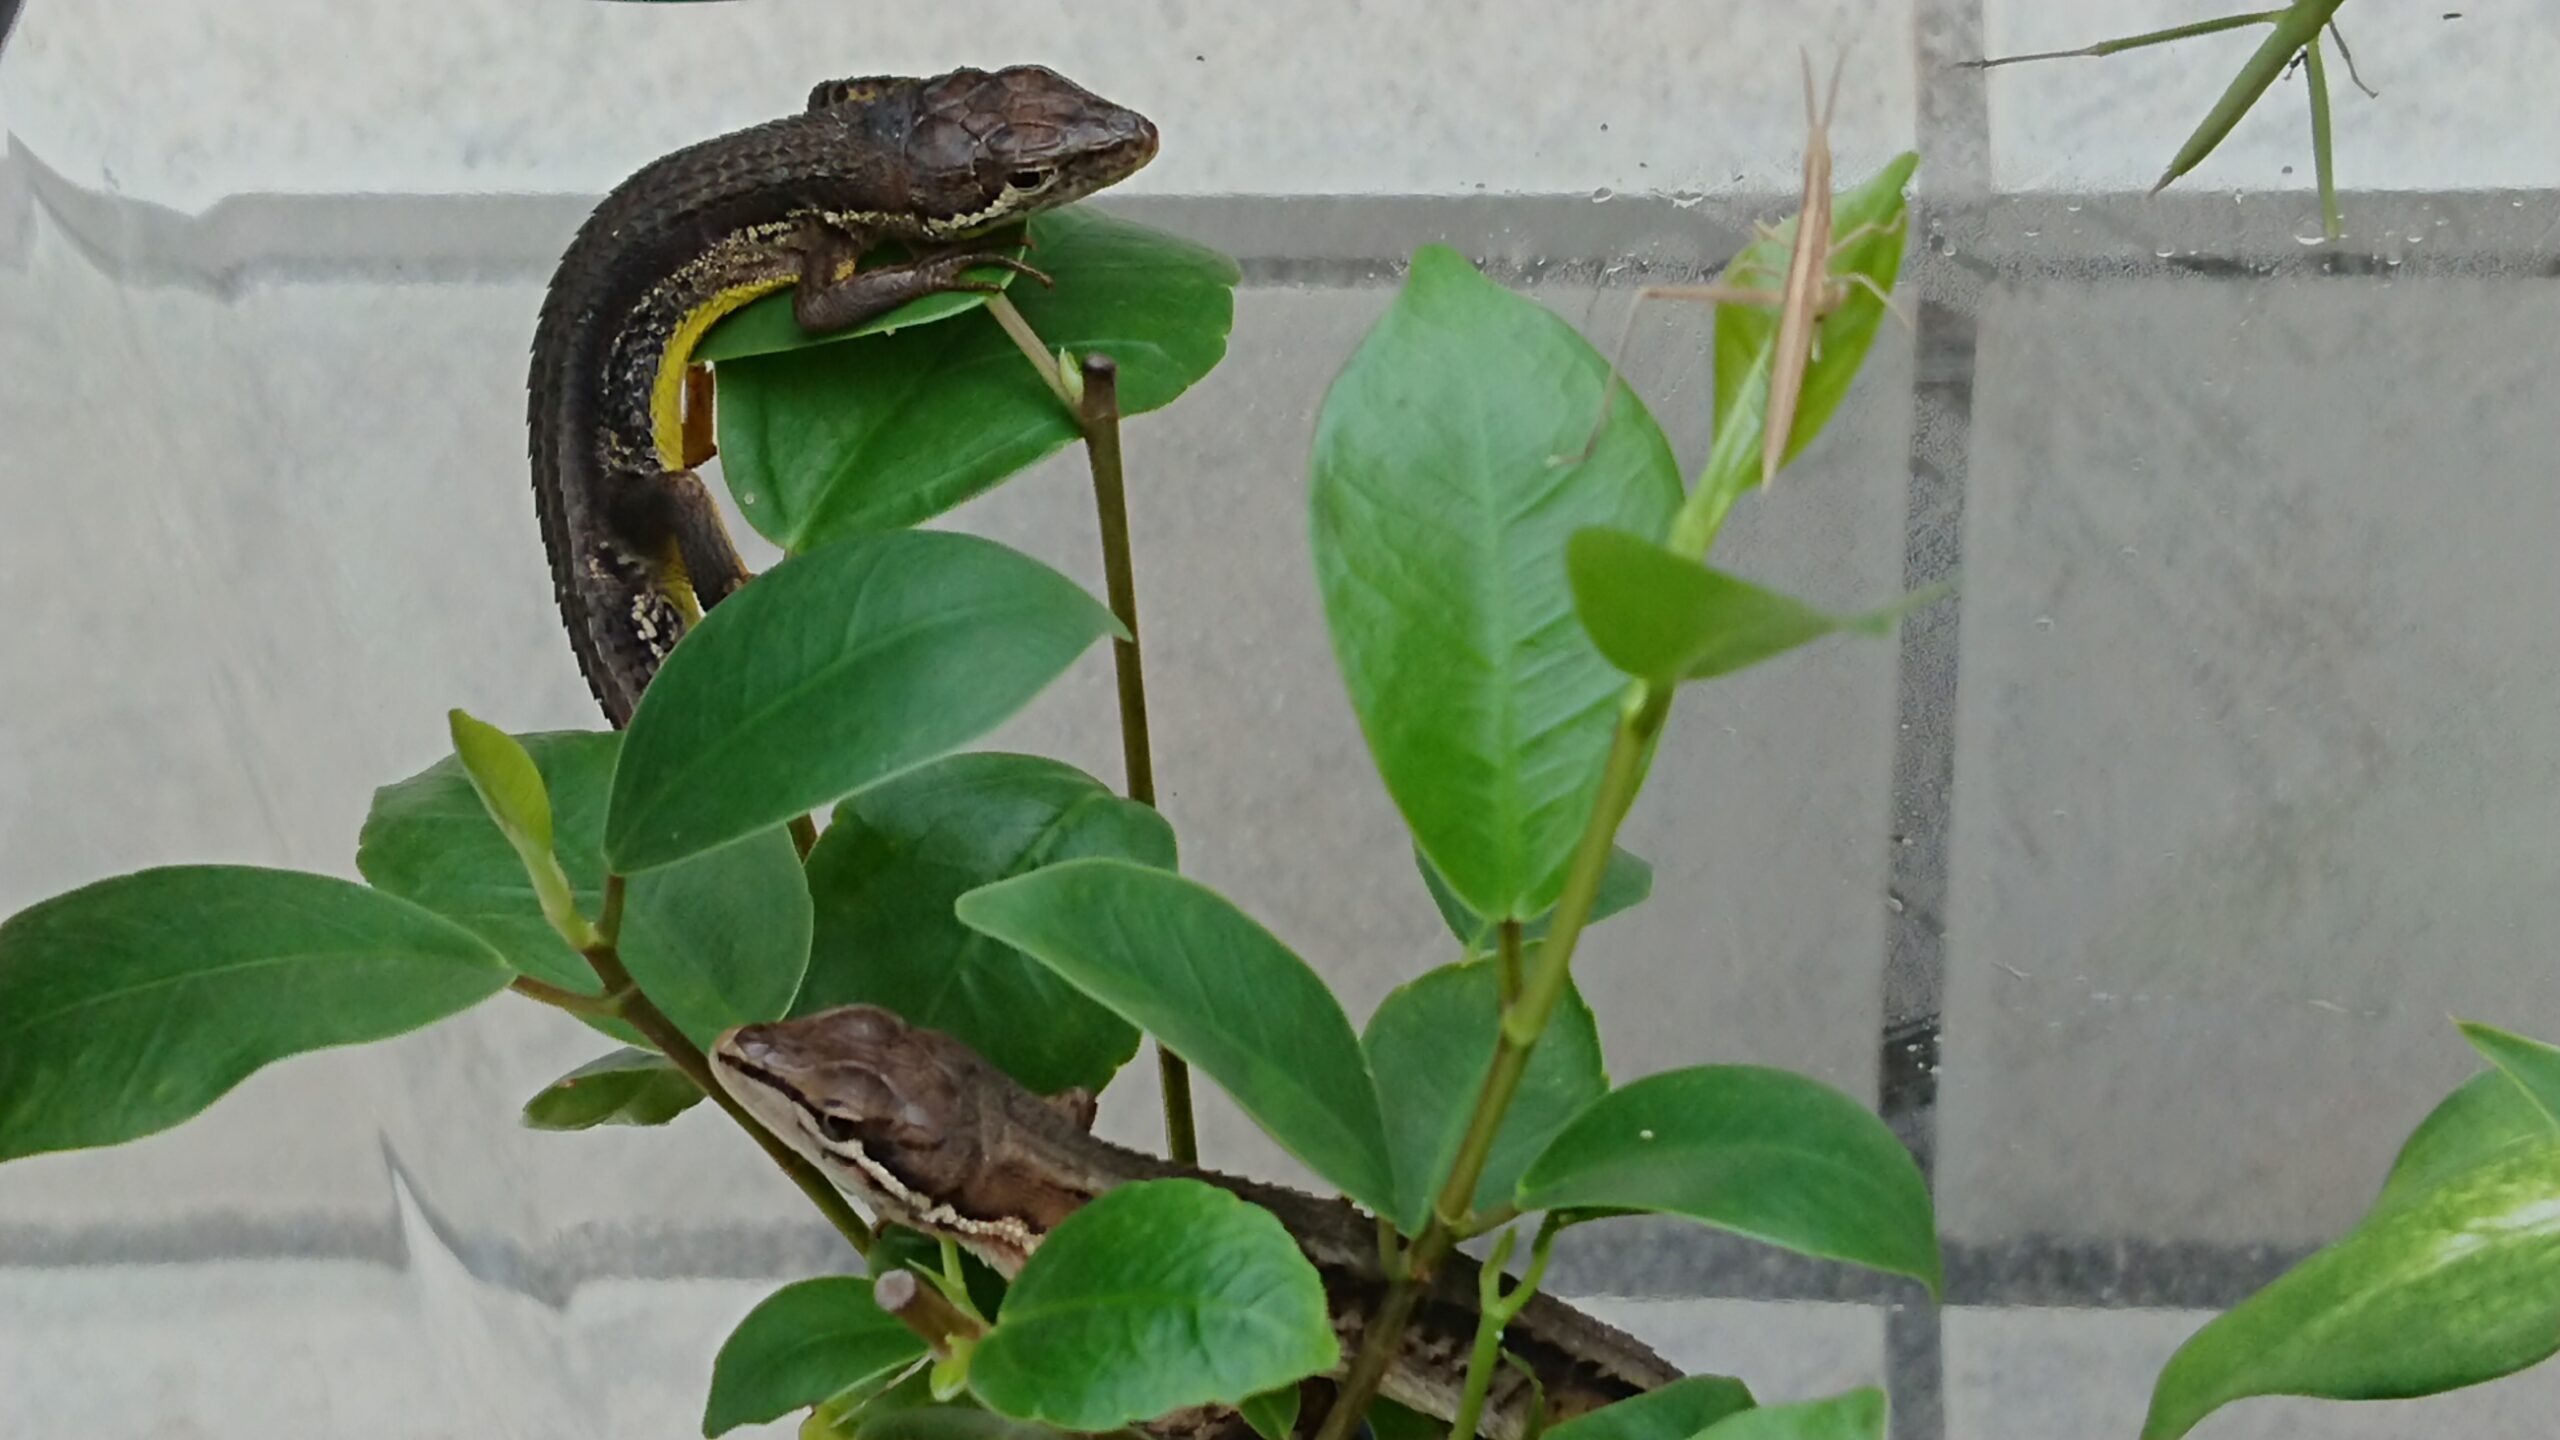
left=6, top=2, right=2558, bottom=1436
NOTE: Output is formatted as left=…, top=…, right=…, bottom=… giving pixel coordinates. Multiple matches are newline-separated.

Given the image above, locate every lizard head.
left=810, top=65, right=1158, bottom=240
left=711, top=1005, right=1096, bottom=1265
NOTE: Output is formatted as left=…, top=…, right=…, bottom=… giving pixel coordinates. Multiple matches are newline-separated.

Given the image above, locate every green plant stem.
left=507, top=974, right=617, bottom=1017
left=570, top=878, right=874, bottom=1253
left=1960, top=9, right=2282, bottom=68
left=873, top=1268, right=986, bottom=1354
left=1314, top=690, right=1671, bottom=1440
left=986, top=294, right=1077, bottom=411
left=2302, top=34, right=2342, bottom=240
left=1446, top=1216, right=1561, bottom=1440
left=1494, top=920, right=1524, bottom=1006
left=1076, top=351, right=1199, bottom=1169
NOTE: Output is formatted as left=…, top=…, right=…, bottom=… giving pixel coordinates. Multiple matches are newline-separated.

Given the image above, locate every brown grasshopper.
left=1577, top=48, right=1905, bottom=488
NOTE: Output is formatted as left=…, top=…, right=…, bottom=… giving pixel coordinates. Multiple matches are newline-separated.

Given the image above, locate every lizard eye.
left=815, top=1112, right=862, bottom=1145
left=1006, top=169, right=1050, bottom=191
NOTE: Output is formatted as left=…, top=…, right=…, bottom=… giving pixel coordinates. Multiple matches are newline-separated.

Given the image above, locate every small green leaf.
left=799, top=752, right=1173, bottom=1094
left=605, top=530, right=1119, bottom=872
left=1363, top=957, right=1608, bottom=1232
left=446, top=709, right=595, bottom=947
left=955, top=859, right=1398, bottom=1220
left=1311, top=244, right=1683, bottom=923
left=702, top=1277, right=929, bottom=1436
left=360, top=730, right=808, bottom=1049
left=1695, top=1387, right=1884, bottom=1440
left=2457, top=1021, right=2560, bottom=1126
left=1704, top=154, right=1916, bottom=505
left=716, top=208, right=1239, bottom=550
left=447, top=709, right=554, bottom=852
left=968, top=1179, right=1337, bottom=1430
left=2374, top=1070, right=2560, bottom=1217
left=0, top=867, right=509, bottom=1161
left=2141, top=1137, right=2560, bottom=1440
left=694, top=235, right=1034, bottom=365
left=1516, top=1065, right=1941, bottom=1296
left=1418, top=843, right=1652, bottom=953
left=1567, top=529, right=1944, bottom=688
left=520, top=1047, right=703, bottom=1130
left=1546, top=1374, right=1757, bottom=1440
left=1240, top=1385, right=1301, bottom=1440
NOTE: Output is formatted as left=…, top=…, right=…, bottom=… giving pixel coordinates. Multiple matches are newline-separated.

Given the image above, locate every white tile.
left=1947, top=1305, right=2560, bottom=1439
left=1982, top=2, right=2560, bottom=194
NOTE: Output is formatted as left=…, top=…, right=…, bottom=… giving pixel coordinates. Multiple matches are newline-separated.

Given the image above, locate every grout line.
left=0, top=1210, right=2316, bottom=1310
left=1877, top=7, right=1993, bottom=1435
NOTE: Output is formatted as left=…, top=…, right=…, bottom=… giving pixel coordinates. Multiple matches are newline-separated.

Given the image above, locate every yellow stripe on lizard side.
left=647, top=275, right=797, bottom=469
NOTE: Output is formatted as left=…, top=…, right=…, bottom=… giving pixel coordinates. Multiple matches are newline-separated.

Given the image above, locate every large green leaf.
left=605, top=530, right=1119, bottom=873
left=2141, top=1137, right=2560, bottom=1440
left=1417, top=843, right=1652, bottom=955
left=713, top=207, right=1239, bottom=551
left=1567, top=528, right=1942, bottom=688
left=0, top=867, right=509, bottom=1161
left=1704, top=154, right=1916, bottom=502
left=1310, top=244, right=1682, bottom=922
left=967, top=1179, right=1337, bottom=1430
left=1363, top=957, right=1608, bottom=1232
left=520, top=1047, right=703, bottom=1130
left=701, top=1277, right=928, bottom=1437
left=798, top=752, right=1173, bottom=1094
left=2457, top=1021, right=2560, bottom=1125
left=1695, top=1388, right=1884, bottom=1440
left=1516, top=1065, right=1941, bottom=1295
left=954, top=859, right=1398, bottom=1219
left=359, top=730, right=808, bottom=1049
left=1546, top=1374, right=1757, bottom=1440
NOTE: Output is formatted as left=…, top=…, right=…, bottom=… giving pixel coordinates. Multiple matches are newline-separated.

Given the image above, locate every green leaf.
left=856, top=1408, right=1079, bottom=1440
left=955, top=859, right=1398, bottom=1219
left=0, top=867, right=509, bottom=1161
left=1363, top=957, right=1608, bottom=1232
left=715, top=207, right=1239, bottom=551
left=1516, top=1065, right=1941, bottom=1296
left=605, top=530, right=1119, bottom=872
left=359, top=730, right=809, bottom=1049
left=702, top=1277, right=929, bottom=1436
left=694, top=235, right=1035, bottom=365
left=799, top=752, right=1173, bottom=1094
left=1418, top=843, right=1652, bottom=954
left=520, top=1047, right=704, bottom=1130
left=1240, top=1385, right=1301, bottom=1440
left=2141, top=1137, right=2560, bottom=1440
left=1567, top=529, right=1943, bottom=688
left=1311, top=244, right=1683, bottom=922
left=447, top=709, right=592, bottom=947
left=1546, top=1374, right=1757, bottom=1440
left=2375, top=1069, right=2560, bottom=1217
left=1695, top=1388, right=1884, bottom=1440
left=968, top=1179, right=1337, bottom=1430
left=1364, top=1399, right=1441, bottom=1440
left=2457, top=1021, right=2560, bottom=1126
left=1705, top=154, right=1916, bottom=501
